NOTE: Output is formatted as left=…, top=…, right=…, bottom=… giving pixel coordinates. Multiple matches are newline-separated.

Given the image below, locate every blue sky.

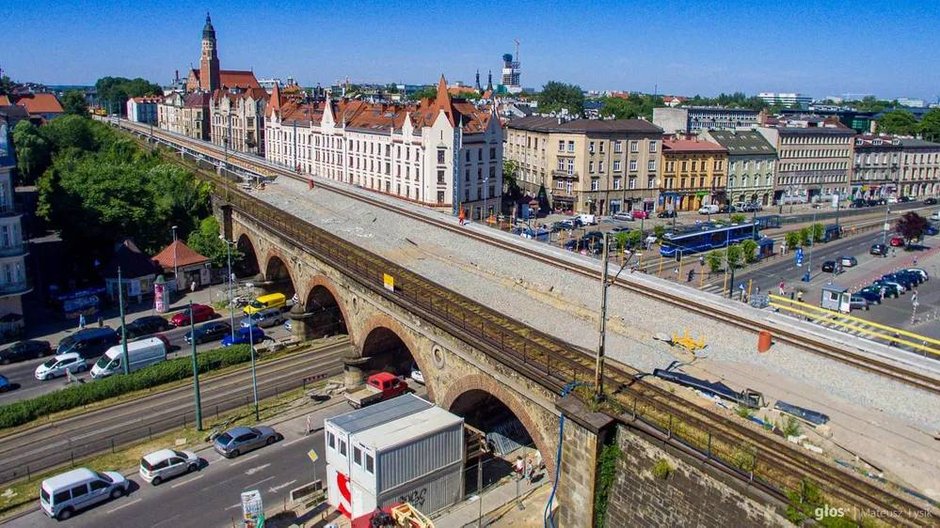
left=5, top=0, right=939, bottom=100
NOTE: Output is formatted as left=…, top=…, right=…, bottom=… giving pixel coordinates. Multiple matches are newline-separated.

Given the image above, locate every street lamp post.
left=172, top=225, right=179, bottom=291
left=803, top=209, right=818, bottom=282
left=220, top=236, right=236, bottom=343
left=882, top=204, right=891, bottom=246
left=117, top=267, right=130, bottom=375
left=247, top=310, right=259, bottom=421
left=483, top=176, right=489, bottom=225
left=188, top=300, right=203, bottom=431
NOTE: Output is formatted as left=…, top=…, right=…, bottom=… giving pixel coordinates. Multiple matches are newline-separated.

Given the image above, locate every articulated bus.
left=660, top=223, right=760, bottom=257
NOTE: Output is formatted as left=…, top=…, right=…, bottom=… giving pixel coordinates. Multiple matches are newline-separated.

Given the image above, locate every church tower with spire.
left=199, top=12, right=221, bottom=91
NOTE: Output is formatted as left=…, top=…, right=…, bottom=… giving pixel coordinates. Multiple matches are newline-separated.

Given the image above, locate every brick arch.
left=232, top=229, right=262, bottom=276
left=439, top=373, right=557, bottom=478
left=302, top=275, right=354, bottom=342
left=356, top=313, right=435, bottom=402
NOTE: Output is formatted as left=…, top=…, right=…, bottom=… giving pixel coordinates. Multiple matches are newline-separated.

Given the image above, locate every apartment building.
left=852, top=135, right=901, bottom=200
left=209, top=87, right=268, bottom=156
left=0, top=116, right=30, bottom=340
left=126, top=96, right=163, bottom=124
left=898, top=139, right=940, bottom=198
left=756, top=126, right=854, bottom=204
left=504, top=117, right=663, bottom=215
left=653, top=106, right=759, bottom=135
left=660, top=138, right=728, bottom=212
left=265, top=77, right=502, bottom=217
left=158, top=92, right=210, bottom=141
left=700, top=130, right=776, bottom=206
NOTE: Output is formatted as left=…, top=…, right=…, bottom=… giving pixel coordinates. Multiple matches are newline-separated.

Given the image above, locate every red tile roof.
left=189, top=69, right=261, bottom=90
left=0, top=96, right=11, bottom=106
left=152, top=240, right=209, bottom=270
left=15, top=93, right=64, bottom=115
left=663, top=138, right=726, bottom=153
left=211, top=87, right=269, bottom=103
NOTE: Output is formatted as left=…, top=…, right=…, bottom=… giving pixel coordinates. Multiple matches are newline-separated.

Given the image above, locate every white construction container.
left=326, top=396, right=465, bottom=522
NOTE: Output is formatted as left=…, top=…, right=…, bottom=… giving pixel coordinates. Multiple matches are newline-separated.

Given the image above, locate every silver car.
left=139, top=449, right=200, bottom=485
left=213, top=426, right=280, bottom=458
left=240, top=308, right=285, bottom=329
left=34, top=353, right=87, bottom=381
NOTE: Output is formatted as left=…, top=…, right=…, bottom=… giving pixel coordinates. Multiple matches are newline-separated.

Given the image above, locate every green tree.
left=741, top=239, right=759, bottom=263
left=11, top=121, right=51, bottom=184
left=0, top=75, right=14, bottom=96
left=706, top=250, right=724, bottom=273
left=854, top=96, right=893, bottom=113
left=725, top=244, right=743, bottom=269
left=599, top=94, right=662, bottom=120
left=537, top=81, right=584, bottom=116
left=61, top=90, right=89, bottom=116
left=876, top=110, right=917, bottom=135
left=187, top=216, right=239, bottom=267
left=502, top=159, right=522, bottom=201
left=95, top=76, right=163, bottom=115
left=613, top=231, right=630, bottom=252
left=785, top=230, right=801, bottom=250
left=896, top=212, right=928, bottom=243
left=799, top=227, right=812, bottom=247
left=730, top=213, right=746, bottom=224
left=811, top=223, right=825, bottom=243
left=918, top=108, right=940, bottom=142
left=42, top=115, right=99, bottom=152
left=653, top=225, right=666, bottom=240
left=408, top=86, right=438, bottom=101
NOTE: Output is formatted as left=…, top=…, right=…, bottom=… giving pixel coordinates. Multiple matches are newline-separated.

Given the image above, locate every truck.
left=90, top=337, right=167, bottom=379
left=345, top=372, right=410, bottom=409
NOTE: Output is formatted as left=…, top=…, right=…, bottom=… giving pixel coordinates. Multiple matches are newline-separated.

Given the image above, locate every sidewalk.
left=434, top=474, right=548, bottom=528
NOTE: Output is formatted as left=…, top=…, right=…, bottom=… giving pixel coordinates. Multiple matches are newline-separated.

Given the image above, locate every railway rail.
left=114, top=119, right=938, bottom=524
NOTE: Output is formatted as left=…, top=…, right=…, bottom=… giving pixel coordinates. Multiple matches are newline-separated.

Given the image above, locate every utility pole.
left=117, top=267, right=130, bottom=375
left=248, top=310, right=259, bottom=421
left=594, top=233, right=610, bottom=402
left=189, top=300, right=203, bottom=431
left=223, top=237, right=236, bottom=342
left=804, top=209, right=817, bottom=282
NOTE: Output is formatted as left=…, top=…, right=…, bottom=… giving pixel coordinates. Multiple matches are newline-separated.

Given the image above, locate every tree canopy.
left=918, top=108, right=940, bottom=142
left=0, top=75, right=13, bottom=96
left=599, top=94, right=662, bottom=120
left=11, top=121, right=51, bottom=185
left=408, top=86, right=438, bottom=101
left=94, top=76, right=163, bottom=115
left=61, top=90, right=89, bottom=116
left=187, top=216, right=240, bottom=268
left=876, top=110, right=917, bottom=135
left=685, top=92, right=769, bottom=111
left=537, top=81, right=584, bottom=116
left=895, top=212, right=928, bottom=243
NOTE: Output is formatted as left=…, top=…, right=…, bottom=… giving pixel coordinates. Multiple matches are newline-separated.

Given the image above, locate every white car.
left=139, top=449, right=200, bottom=485
left=698, top=204, right=719, bottom=215
left=35, top=353, right=87, bottom=381
left=410, top=364, right=425, bottom=384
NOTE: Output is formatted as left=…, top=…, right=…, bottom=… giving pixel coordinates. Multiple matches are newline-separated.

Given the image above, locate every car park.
left=139, top=449, right=200, bottom=485
left=871, top=280, right=902, bottom=297
left=124, top=315, right=172, bottom=340
left=849, top=295, right=870, bottom=311
left=39, top=468, right=129, bottom=520
left=839, top=256, right=858, bottom=267
left=853, top=289, right=882, bottom=305
left=870, top=244, right=888, bottom=256
left=889, top=236, right=905, bottom=247
left=169, top=304, right=216, bottom=327
left=0, top=340, right=52, bottom=364
left=186, top=320, right=232, bottom=344
left=657, top=210, right=677, bottom=218
left=240, top=307, right=285, bottom=329
left=213, top=426, right=280, bottom=458
left=902, top=268, right=929, bottom=282
left=35, top=353, right=87, bottom=380
left=631, top=210, right=649, bottom=220
left=221, top=326, right=266, bottom=346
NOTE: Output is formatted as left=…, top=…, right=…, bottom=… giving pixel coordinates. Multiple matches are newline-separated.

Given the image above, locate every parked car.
left=890, top=270, right=923, bottom=286
left=869, top=244, right=889, bottom=257
left=55, top=328, right=119, bottom=359
left=898, top=196, right=912, bottom=203
left=139, top=449, right=200, bottom=485
left=124, top=315, right=172, bottom=340
left=410, top=363, right=425, bottom=385
left=839, top=256, right=858, bottom=267
left=39, top=468, right=129, bottom=520
left=582, top=231, right=604, bottom=240
left=821, top=260, right=841, bottom=273
left=889, top=236, right=905, bottom=247
left=925, top=197, right=938, bottom=205
left=871, top=280, right=903, bottom=297
left=657, top=210, right=677, bottom=218
left=558, top=219, right=576, bottom=230
left=186, top=321, right=232, bottom=345
left=549, top=222, right=566, bottom=232
left=698, top=204, right=720, bottom=215
left=0, top=340, right=52, bottom=364
left=609, top=226, right=631, bottom=234
left=925, top=225, right=939, bottom=236
left=611, top=212, right=632, bottom=222
left=34, top=353, right=87, bottom=381
left=0, top=375, right=11, bottom=392
left=849, top=295, right=870, bottom=311
left=853, top=289, right=882, bottom=305
left=240, top=307, right=286, bottom=329
left=930, top=211, right=940, bottom=222
left=169, top=304, right=216, bottom=327
left=902, top=268, right=929, bottom=282
left=221, top=326, right=266, bottom=346
left=578, top=213, right=597, bottom=226
left=883, top=273, right=916, bottom=290
left=213, top=426, right=280, bottom=458
left=849, top=199, right=868, bottom=208
left=631, top=210, right=649, bottom=220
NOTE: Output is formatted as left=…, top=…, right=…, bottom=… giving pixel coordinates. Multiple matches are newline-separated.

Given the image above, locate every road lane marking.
left=171, top=474, right=205, bottom=488
left=269, top=479, right=297, bottom=493
left=245, top=463, right=271, bottom=476
left=229, top=453, right=261, bottom=466
left=106, top=498, right=141, bottom=513
left=243, top=476, right=275, bottom=490
left=281, top=436, right=310, bottom=448
left=226, top=503, right=241, bottom=510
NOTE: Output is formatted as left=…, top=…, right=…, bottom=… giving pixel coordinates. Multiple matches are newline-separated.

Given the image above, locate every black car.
left=124, top=316, right=173, bottom=340
left=925, top=197, right=938, bottom=205
left=883, top=273, right=916, bottom=289
left=821, top=260, right=838, bottom=273
left=849, top=199, right=868, bottom=208
left=186, top=321, right=233, bottom=345
left=657, top=210, right=677, bottom=218
left=854, top=289, right=882, bottom=305
left=0, top=340, right=52, bottom=364
left=870, top=244, right=888, bottom=257
left=898, top=196, right=912, bottom=203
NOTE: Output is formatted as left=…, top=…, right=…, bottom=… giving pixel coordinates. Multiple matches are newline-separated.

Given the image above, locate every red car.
left=631, top=210, right=649, bottom=220
left=889, top=236, right=905, bottom=247
left=170, top=304, right=216, bottom=327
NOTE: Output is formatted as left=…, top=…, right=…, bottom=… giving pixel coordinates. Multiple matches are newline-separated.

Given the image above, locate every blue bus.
left=660, top=223, right=760, bottom=257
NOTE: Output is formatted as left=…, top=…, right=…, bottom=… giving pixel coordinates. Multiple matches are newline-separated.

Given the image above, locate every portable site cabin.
left=820, top=284, right=850, bottom=313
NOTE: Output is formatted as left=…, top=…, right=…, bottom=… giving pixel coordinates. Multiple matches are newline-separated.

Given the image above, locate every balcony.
left=0, top=279, right=31, bottom=298
left=551, top=170, right=579, bottom=181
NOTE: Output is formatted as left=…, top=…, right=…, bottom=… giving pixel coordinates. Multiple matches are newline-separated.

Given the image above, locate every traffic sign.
left=383, top=273, right=395, bottom=292
left=795, top=248, right=804, bottom=267
left=307, top=449, right=319, bottom=464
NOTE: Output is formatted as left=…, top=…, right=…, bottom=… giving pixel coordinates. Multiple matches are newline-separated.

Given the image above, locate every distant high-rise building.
left=897, top=97, right=926, bottom=108
left=500, top=41, right=522, bottom=94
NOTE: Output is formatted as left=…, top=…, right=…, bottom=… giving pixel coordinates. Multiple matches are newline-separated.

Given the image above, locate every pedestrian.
left=687, top=269, right=695, bottom=282
left=698, top=256, right=705, bottom=267
left=514, top=456, right=525, bottom=480
left=525, top=457, right=533, bottom=483
left=778, top=281, right=785, bottom=296
left=190, top=280, right=196, bottom=294
left=913, top=256, right=918, bottom=265
left=892, top=248, right=897, bottom=258
left=674, top=266, right=679, bottom=277
left=797, top=290, right=804, bottom=303
left=78, top=313, right=86, bottom=330
left=97, top=315, right=104, bottom=328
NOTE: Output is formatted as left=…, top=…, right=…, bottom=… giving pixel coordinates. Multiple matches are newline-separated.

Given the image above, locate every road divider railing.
left=768, top=294, right=940, bottom=357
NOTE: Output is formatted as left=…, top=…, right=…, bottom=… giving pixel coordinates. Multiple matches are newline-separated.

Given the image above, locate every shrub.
left=741, top=239, right=759, bottom=263
left=651, top=458, right=673, bottom=480
left=784, top=230, right=801, bottom=250
left=730, top=213, right=746, bottom=224
left=0, top=345, right=251, bottom=429
left=706, top=250, right=724, bottom=273
left=725, top=243, right=743, bottom=269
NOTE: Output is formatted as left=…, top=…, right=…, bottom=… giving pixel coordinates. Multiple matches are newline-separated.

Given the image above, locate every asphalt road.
left=0, top=318, right=292, bottom=405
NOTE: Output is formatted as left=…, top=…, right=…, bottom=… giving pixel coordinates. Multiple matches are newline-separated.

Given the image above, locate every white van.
left=698, top=204, right=720, bottom=215
left=39, top=467, right=129, bottom=520
left=91, top=337, right=166, bottom=379
left=578, top=213, right=597, bottom=225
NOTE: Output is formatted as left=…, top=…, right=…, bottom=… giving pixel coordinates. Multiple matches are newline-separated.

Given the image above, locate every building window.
left=558, top=140, right=564, bottom=152
left=365, top=454, right=374, bottom=474
left=589, top=141, right=595, bottom=154
left=629, top=160, right=637, bottom=172
left=567, top=141, right=575, bottom=152
left=714, top=160, right=723, bottom=171
left=490, top=147, right=496, bottom=160
left=614, top=141, right=622, bottom=153
left=353, top=447, right=362, bottom=466
left=599, top=142, right=605, bottom=153
left=598, top=162, right=605, bottom=173
left=591, top=179, right=599, bottom=191
left=567, top=159, right=574, bottom=175
left=437, top=191, right=445, bottom=204
left=327, top=431, right=335, bottom=450
left=437, top=149, right=445, bottom=164
left=589, top=161, right=594, bottom=173
left=613, top=177, right=622, bottom=190
left=630, top=141, right=639, bottom=153
left=613, top=160, right=621, bottom=172
left=437, top=170, right=446, bottom=184
left=648, top=160, right=656, bottom=171
left=649, top=140, right=657, bottom=153
left=629, top=177, right=637, bottom=189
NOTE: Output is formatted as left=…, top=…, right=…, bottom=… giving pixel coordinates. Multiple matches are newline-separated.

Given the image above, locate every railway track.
left=115, top=120, right=938, bottom=524
left=0, top=340, right=349, bottom=485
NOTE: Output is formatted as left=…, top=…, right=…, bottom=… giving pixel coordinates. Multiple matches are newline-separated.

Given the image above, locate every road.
left=2, top=398, right=339, bottom=528
left=0, top=339, right=349, bottom=485
left=0, top=318, right=292, bottom=405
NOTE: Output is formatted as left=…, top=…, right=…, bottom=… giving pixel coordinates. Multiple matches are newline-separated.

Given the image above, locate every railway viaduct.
left=219, top=199, right=791, bottom=527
